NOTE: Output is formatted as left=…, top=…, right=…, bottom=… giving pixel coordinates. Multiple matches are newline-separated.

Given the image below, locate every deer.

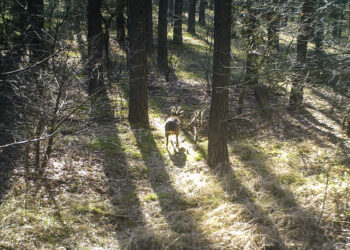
left=165, top=107, right=183, bottom=148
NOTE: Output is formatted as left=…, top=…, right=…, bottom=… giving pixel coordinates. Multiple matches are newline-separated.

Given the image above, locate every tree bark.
left=289, top=0, right=316, bottom=109
left=28, top=0, right=45, bottom=62
left=158, top=0, right=169, bottom=77
left=188, top=0, right=197, bottom=34
left=173, top=0, right=183, bottom=44
left=208, top=0, right=231, bottom=169
left=87, top=0, right=104, bottom=95
left=241, top=1, right=270, bottom=117
left=267, top=5, right=280, bottom=51
left=198, top=0, right=206, bottom=26
left=12, top=0, right=27, bottom=60
left=146, top=0, right=153, bottom=55
left=116, top=3, right=126, bottom=47
left=314, top=0, right=326, bottom=55
left=128, top=0, right=149, bottom=125
left=169, top=0, right=174, bottom=20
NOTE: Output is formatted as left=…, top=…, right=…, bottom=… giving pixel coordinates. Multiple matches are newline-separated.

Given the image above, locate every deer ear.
left=170, top=106, right=175, bottom=114
left=176, top=106, right=182, bottom=114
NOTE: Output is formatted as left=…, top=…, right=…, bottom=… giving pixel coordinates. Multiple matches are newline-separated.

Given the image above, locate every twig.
left=0, top=49, right=62, bottom=76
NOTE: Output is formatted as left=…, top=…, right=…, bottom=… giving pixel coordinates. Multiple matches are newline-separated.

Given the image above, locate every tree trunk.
left=28, top=0, right=45, bottom=62
left=72, top=1, right=86, bottom=60
left=289, top=0, right=316, bottom=109
left=87, top=0, right=104, bottom=95
left=314, top=0, right=326, bottom=56
left=158, top=0, right=169, bottom=77
left=173, top=0, right=183, bottom=44
left=103, top=19, right=112, bottom=70
left=128, top=0, right=149, bottom=125
left=146, top=0, right=153, bottom=55
left=12, top=0, right=27, bottom=60
left=188, top=0, right=197, bottom=34
left=267, top=5, right=280, bottom=51
left=169, top=0, right=174, bottom=19
left=208, top=0, right=213, bottom=10
left=208, top=0, right=231, bottom=169
left=116, top=4, right=126, bottom=47
left=242, top=1, right=270, bottom=117
left=198, top=0, right=206, bottom=26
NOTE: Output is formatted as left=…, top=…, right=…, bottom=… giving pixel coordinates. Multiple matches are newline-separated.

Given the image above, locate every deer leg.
left=166, top=134, right=169, bottom=147
left=176, top=133, right=179, bottom=147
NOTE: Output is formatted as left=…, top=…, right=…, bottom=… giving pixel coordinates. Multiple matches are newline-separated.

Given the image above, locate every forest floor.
left=1, top=24, right=350, bottom=250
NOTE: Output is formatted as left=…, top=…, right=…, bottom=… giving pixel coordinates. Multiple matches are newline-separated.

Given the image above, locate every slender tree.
left=12, top=0, right=27, bottom=60
left=173, top=0, right=183, bottom=44
left=169, top=0, right=174, bottom=20
left=314, top=0, right=326, bottom=55
left=146, top=0, right=153, bottom=55
left=116, top=1, right=126, bottom=47
left=267, top=3, right=281, bottom=51
left=289, top=0, right=316, bottom=109
left=208, top=0, right=231, bottom=169
left=198, top=0, right=206, bottom=26
left=158, top=0, right=169, bottom=78
left=188, top=0, right=197, bottom=34
left=87, top=0, right=104, bottom=95
left=28, top=0, right=45, bottom=62
left=128, top=0, right=149, bottom=125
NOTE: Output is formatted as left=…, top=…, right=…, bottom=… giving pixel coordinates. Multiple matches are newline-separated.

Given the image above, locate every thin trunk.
left=87, top=0, right=104, bottom=95
left=314, top=0, right=326, bottom=55
left=103, top=18, right=112, bottom=70
left=73, top=2, right=86, bottom=61
left=208, top=0, right=213, bottom=10
left=12, top=0, right=27, bottom=60
left=128, top=0, right=149, bottom=125
left=116, top=5, right=126, bottom=47
left=188, top=0, right=197, bottom=34
left=173, top=0, right=183, bottom=44
left=169, top=0, right=174, bottom=20
left=146, top=0, right=153, bottom=55
left=28, top=0, right=45, bottom=62
left=289, top=0, right=316, bottom=109
left=208, top=0, right=231, bottom=169
left=158, top=0, right=169, bottom=78
left=243, top=1, right=270, bottom=117
left=267, top=5, right=280, bottom=51
left=198, top=0, right=206, bottom=26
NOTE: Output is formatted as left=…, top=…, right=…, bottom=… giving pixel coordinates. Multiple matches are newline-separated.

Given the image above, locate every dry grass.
left=1, top=14, right=350, bottom=250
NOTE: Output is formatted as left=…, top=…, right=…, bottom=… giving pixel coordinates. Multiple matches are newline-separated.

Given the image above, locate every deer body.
left=165, top=107, right=182, bottom=147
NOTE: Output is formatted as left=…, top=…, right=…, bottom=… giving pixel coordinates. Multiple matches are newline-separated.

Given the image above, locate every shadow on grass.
left=310, top=87, right=344, bottom=125
left=148, top=85, right=336, bottom=248
left=91, top=96, right=158, bottom=249
left=229, top=142, right=335, bottom=249
left=280, top=107, right=349, bottom=151
left=168, top=146, right=187, bottom=168
left=130, top=123, right=210, bottom=249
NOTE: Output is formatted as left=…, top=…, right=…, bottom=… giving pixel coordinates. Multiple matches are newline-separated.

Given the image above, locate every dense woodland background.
left=0, top=0, right=350, bottom=249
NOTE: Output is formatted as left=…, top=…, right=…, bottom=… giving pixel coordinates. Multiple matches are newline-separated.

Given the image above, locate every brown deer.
left=165, top=107, right=183, bottom=147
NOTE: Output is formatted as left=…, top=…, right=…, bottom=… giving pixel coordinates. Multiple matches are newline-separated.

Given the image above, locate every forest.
left=0, top=0, right=350, bottom=249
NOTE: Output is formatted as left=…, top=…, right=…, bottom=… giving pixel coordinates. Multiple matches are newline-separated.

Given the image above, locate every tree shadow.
left=130, top=123, right=210, bottom=248
left=147, top=86, right=336, bottom=248
left=310, top=87, right=345, bottom=125
left=90, top=96, right=160, bottom=249
left=281, top=108, right=349, bottom=152
left=227, top=142, right=335, bottom=249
